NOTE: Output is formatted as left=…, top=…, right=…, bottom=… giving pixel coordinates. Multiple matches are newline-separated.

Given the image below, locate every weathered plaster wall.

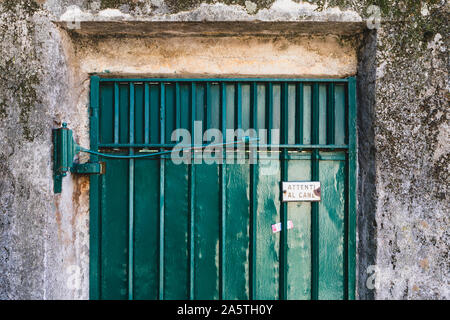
left=0, top=0, right=448, bottom=300
left=0, top=1, right=90, bottom=299
left=367, top=21, right=449, bottom=300
left=74, top=35, right=357, bottom=77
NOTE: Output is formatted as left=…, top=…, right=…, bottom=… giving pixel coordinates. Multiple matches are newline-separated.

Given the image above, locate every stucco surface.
left=0, top=0, right=448, bottom=300
left=73, top=35, right=357, bottom=77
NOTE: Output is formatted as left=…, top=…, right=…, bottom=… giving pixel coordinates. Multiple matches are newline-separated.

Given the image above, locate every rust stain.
left=80, top=178, right=89, bottom=193
left=54, top=195, right=63, bottom=240
left=72, top=177, right=82, bottom=214
left=72, top=176, right=89, bottom=215
left=412, top=285, right=420, bottom=292
left=419, top=258, right=429, bottom=271
left=72, top=176, right=89, bottom=242
left=420, top=221, right=429, bottom=229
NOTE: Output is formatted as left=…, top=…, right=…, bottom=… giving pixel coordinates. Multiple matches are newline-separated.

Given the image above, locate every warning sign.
left=282, top=181, right=321, bottom=202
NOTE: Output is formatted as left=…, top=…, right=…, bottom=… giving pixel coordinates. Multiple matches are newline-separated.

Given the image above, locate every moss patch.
left=99, top=0, right=142, bottom=10
left=1, top=0, right=39, bottom=14
left=0, top=0, right=43, bottom=142
left=163, top=0, right=276, bottom=13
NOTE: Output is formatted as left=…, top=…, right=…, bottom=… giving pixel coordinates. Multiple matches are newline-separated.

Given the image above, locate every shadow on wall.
left=356, top=29, right=378, bottom=300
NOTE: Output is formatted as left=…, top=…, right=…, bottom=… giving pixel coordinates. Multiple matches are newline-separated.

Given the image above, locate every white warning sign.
left=282, top=181, right=321, bottom=202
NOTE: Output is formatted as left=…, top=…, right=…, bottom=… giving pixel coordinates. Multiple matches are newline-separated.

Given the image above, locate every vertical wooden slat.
left=280, top=82, right=288, bottom=300
left=347, top=78, right=357, bottom=300
left=189, top=82, right=196, bottom=300
left=311, top=83, right=319, bottom=300
left=159, top=83, right=165, bottom=300
left=89, top=76, right=101, bottom=300
left=128, top=82, right=135, bottom=300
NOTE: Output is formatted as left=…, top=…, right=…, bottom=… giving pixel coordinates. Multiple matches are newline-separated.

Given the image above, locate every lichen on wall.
left=353, top=0, right=448, bottom=300
left=370, top=20, right=449, bottom=299
left=0, top=0, right=90, bottom=299
left=0, top=0, right=48, bottom=299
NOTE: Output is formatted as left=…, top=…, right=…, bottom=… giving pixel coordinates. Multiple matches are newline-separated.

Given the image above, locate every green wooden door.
left=89, top=77, right=357, bottom=300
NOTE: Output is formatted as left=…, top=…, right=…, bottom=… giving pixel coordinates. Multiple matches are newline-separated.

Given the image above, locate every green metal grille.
left=89, top=77, right=357, bottom=300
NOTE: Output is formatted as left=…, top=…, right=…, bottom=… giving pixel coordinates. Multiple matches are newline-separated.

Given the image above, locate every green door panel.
left=133, top=159, right=160, bottom=300
left=286, top=159, right=311, bottom=300
left=89, top=78, right=357, bottom=300
left=318, top=157, right=346, bottom=300
left=224, top=163, right=250, bottom=300
left=255, top=160, right=280, bottom=300
left=194, top=163, right=220, bottom=299
left=100, top=158, right=129, bottom=299
left=164, top=161, right=189, bottom=299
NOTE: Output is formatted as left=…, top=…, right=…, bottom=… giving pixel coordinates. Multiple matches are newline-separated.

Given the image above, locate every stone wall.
left=0, top=0, right=448, bottom=299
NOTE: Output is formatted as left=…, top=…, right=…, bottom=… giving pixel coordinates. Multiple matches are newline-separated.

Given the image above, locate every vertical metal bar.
left=327, top=83, right=335, bottom=145
left=312, top=83, right=320, bottom=145
left=98, top=171, right=106, bottom=299
left=249, top=82, right=257, bottom=300
left=296, top=83, right=304, bottom=144
left=89, top=75, right=101, bottom=300
left=219, top=83, right=227, bottom=300
left=311, top=83, right=320, bottom=300
left=266, top=83, right=273, bottom=144
left=205, top=82, right=211, bottom=130
left=280, top=82, right=288, bottom=300
left=347, top=77, right=357, bottom=300
left=344, top=140, right=350, bottom=300
left=189, top=82, right=196, bottom=300
left=235, top=82, right=242, bottom=138
left=128, top=82, right=135, bottom=300
left=175, top=82, right=181, bottom=142
left=144, top=83, right=150, bottom=145
left=114, top=82, right=120, bottom=144
left=159, top=83, right=165, bottom=300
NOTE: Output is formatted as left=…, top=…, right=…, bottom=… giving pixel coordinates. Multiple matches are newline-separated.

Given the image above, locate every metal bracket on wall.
left=53, top=123, right=105, bottom=194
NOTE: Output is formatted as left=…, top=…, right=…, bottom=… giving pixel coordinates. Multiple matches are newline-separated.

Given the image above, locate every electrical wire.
left=79, top=137, right=259, bottom=159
